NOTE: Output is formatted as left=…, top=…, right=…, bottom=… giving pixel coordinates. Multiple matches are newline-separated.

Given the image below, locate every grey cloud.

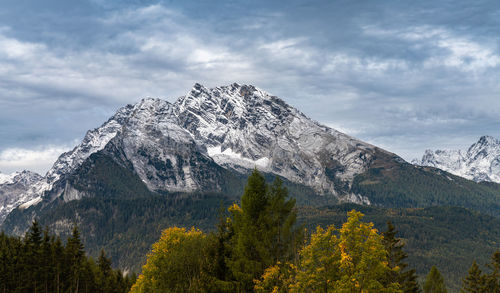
left=0, top=0, right=500, bottom=173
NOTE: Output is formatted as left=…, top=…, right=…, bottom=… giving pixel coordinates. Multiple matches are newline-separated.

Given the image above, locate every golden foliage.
left=254, top=210, right=402, bottom=293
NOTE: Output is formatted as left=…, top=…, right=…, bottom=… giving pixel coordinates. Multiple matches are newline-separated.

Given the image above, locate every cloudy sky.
left=1, top=0, right=499, bottom=174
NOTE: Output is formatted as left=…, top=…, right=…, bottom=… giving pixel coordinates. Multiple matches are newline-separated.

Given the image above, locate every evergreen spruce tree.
left=461, top=261, right=486, bottom=293
left=424, top=266, right=447, bottom=293
left=66, top=225, right=85, bottom=293
left=41, top=227, right=55, bottom=293
left=53, top=236, right=65, bottom=293
left=97, top=249, right=114, bottom=293
left=0, top=232, right=13, bottom=293
left=228, top=170, right=298, bottom=292
left=229, top=169, right=269, bottom=291
left=209, top=204, right=235, bottom=291
left=25, top=220, right=43, bottom=292
left=266, top=177, right=298, bottom=264
left=483, top=251, right=500, bottom=292
left=382, top=221, right=421, bottom=293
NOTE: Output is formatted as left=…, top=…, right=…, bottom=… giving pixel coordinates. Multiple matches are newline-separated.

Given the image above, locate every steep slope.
left=0, top=170, right=42, bottom=223
left=413, top=135, right=500, bottom=183
left=16, top=98, right=237, bottom=211
left=175, top=83, right=396, bottom=202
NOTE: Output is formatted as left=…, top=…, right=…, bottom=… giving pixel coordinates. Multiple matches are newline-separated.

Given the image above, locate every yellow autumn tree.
left=255, top=210, right=402, bottom=292
left=130, top=227, right=208, bottom=293
left=334, top=210, right=400, bottom=292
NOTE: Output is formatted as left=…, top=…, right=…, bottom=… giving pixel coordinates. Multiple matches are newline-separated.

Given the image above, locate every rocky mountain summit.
left=0, top=83, right=404, bottom=224
left=412, top=135, right=500, bottom=183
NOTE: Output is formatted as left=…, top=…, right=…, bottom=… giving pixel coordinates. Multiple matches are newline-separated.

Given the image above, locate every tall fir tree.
left=53, top=236, right=65, bottom=293
left=229, top=169, right=270, bottom=291
left=461, top=261, right=486, bottom=293
left=424, top=266, right=447, bottom=293
left=265, top=177, right=298, bottom=264
left=41, top=226, right=55, bottom=293
left=24, top=220, right=43, bottom=292
left=483, top=251, right=500, bottom=292
left=382, top=221, right=421, bottom=293
left=228, top=170, right=298, bottom=292
left=66, top=225, right=85, bottom=293
left=98, top=249, right=114, bottom=293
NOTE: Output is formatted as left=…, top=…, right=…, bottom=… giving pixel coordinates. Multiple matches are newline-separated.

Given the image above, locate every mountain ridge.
left=1, top=82, right=399, bottom=222
left=1, top=83, right=500, bottom=231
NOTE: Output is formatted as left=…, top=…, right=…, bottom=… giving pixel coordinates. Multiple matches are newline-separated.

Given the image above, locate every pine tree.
left=41, top=226, right=55, bottom=293
left=228, top=170, right=298, bottom=292
left=97, top=249, right=113, bottom=293
left=53, top=236, right=65, bottom=293
left=461, top=261, right=486, bottom=293
left=483, top=251, right=500, bottom=292
left=209, top=204, right=234, bottom=291
left=66, top=225, right=85, bottom=293
left=424, top=266, right=447, bottom=293
left=266, top=177, right=298, bottom=264
left=24, top=220, right=43, bottom=292
left=382, top=221, right=421, bottom=292
left=228, top=169, right=269, bottom=291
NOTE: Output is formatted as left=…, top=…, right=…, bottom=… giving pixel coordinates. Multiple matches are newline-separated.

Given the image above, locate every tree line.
left=1, top=169, right=498, bottom=292
left=0, top=221, right=135, bottom=293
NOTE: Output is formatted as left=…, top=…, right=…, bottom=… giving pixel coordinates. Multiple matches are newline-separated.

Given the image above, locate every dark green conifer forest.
left=0, top=221, right=135, bottom=293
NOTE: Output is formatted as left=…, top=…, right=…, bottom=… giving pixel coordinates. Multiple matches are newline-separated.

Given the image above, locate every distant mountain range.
left=412, top=135, right=500, bottom=183
left=0, top=170, right=42, bottom=223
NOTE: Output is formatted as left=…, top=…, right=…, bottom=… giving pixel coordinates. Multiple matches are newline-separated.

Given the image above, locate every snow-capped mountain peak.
left=1, top=83, right=400, bottom=223
left=0, top=170, right=41, bottom=186
left=175, top=83, right=379, bottom=197
left=0, top=172, right=17, bottom=185
left=414, top=136, right=500, bottom=183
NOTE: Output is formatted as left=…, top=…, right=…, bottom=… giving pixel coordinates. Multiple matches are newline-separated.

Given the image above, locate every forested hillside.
left=350, top=156, right=500, bottom=216
left=299, top=204, right=500, bottom=291
left=128, top=170, right=500, bottom=292
left=2, top=170, right=499, bottom=292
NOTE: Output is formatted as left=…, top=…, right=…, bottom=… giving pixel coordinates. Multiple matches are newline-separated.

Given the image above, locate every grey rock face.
left=175, top=83, right=382, bottom=199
